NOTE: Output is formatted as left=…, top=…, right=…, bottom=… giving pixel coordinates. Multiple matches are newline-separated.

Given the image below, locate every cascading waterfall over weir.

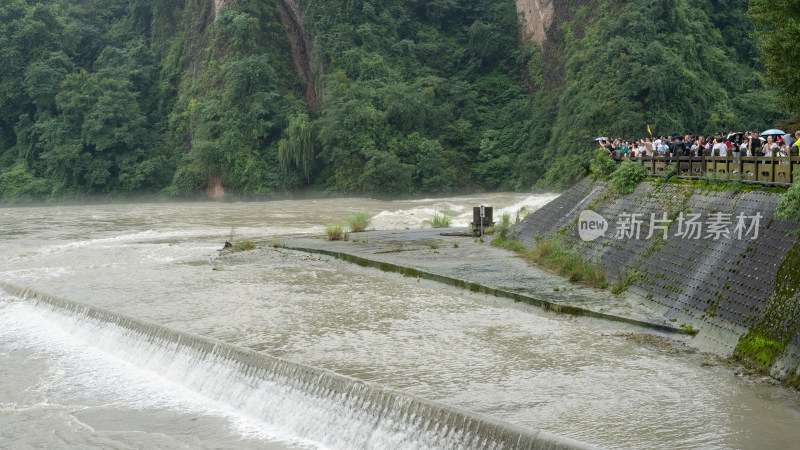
left=1, top=282, right=595, bottom=450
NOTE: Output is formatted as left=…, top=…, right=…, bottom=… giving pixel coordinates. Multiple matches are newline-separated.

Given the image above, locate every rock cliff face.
left=277, top=0, right=320, bottom=109
left=212, top=0, right=229, bottom=19
left=514, top=0, right=582, bottom=89
left=205, top=175, right=226, bottom=201
left=515, top=0, right=554, bottom=47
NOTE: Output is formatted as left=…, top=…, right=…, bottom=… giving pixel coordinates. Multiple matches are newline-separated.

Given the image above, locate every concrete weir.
left=0, top=281, right=597, bottom=450
left=513, top=178, right=800, bottom=384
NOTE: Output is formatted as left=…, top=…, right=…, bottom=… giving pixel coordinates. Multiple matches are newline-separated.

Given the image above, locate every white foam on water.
left=0, top=296, right=319, bottom=449
left=0, top=287, right=567, bottom=450
left=10, top=225, right=326, bottom=264
left=371, top=207, right=441, bottom=229
left=397, top=196, right=484, bottom=204
left=371, top=194, right=559, bottom=230
left=14, top=229, right=214, bottom=259
left=495, top=194, right=561, bottom=219
left=0, top=266, right=72, bottom=283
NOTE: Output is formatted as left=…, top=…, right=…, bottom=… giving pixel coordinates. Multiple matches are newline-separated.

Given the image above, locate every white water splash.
left=371, top=194, right=559, bottom=230
left=0, top=288, right=578, bottom=450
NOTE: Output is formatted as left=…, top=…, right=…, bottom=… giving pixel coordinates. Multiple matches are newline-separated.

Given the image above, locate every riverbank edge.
left=280, top=243, right=690, bottom=336
left=0, top=281, right=599, bottom=450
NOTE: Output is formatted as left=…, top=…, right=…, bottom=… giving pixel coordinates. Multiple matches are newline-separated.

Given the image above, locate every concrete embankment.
left=281, top=229, right=686, bottom=335
left=513, top=178, right=800, bottom=384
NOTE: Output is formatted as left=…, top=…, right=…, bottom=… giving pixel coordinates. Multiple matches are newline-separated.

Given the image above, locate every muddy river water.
left=1, top=194, right=799, bottom=449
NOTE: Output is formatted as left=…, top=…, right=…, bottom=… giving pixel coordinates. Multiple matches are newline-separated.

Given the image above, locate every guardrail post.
left=738, top=152, right=743, bottom=179
left=771, top=153, right=776, bottom=183
left=726, top=153, right=731, bottom=176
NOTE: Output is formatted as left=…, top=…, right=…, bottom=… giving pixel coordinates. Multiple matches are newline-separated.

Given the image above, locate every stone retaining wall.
left=514, top=178, right=800, bottom=382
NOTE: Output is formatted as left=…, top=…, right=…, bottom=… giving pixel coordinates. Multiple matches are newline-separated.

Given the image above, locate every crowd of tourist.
left=600, top=130, right=800, bottom=158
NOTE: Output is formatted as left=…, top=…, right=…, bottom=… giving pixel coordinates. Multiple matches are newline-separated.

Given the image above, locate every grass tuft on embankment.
left=493, top=236, right=607, bottom=289
left=233, top=240, right=255, bottom=251
left=325, top=224, right=345, bottom=241
left=734, top=332, right=786, bottom=373
left=430, top=214, right=452, bottom=228
left=347, top=212, right=372, bottom=233
left=526, top=238, right=607, bottom=288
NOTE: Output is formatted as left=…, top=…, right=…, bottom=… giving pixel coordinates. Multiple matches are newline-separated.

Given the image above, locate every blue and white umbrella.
left=761, top=129, right=786, bottom=137
left=594, top=137, right=608, bottom=141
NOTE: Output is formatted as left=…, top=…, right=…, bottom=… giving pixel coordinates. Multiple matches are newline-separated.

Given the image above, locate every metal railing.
left=612, top=155, right=800, bottom=185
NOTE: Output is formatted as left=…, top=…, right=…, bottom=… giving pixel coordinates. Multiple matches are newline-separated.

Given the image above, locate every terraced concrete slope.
left=514, top=179, right=800, bottom=384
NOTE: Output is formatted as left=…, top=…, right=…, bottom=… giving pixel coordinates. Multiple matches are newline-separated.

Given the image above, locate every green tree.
left=359, top=150, right=413, bottom=195
left=749, top=0, right=800, bottom=114
left=279, top=113, right=315, bottom=181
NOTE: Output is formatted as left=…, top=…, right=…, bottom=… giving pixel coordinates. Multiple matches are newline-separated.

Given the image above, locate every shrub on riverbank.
left=494, top=213, right=512, bottom=239
left=491, top=236, right=525, bottom=252
left=589, top=149, right=618, bottom=179
left=611, top=270, right=641, bottom=294
left=347, top=212, right=372, bottom=233
left=430, top=214, right=452, bottom=228
left=325, top=224, right=345, bottom=240
left=610, top=161, right=648, bottom=194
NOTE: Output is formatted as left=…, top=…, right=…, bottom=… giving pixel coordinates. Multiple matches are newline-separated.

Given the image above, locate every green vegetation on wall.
left=776, top=181, right=800, bottom=232
left=735, top=241, right=800, bottom=371
left=609, top=161, right=648, bottom=194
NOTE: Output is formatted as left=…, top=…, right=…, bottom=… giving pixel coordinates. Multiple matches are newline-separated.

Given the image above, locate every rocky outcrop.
left=276, top=0, right=320, bottom=109
left=516, top=0, right=555, bottom=47
left=515, top=0, right=583, bottom=89
left=206, top=175, right=226, bottom=201
left=212, top=0, right=229, bottom=20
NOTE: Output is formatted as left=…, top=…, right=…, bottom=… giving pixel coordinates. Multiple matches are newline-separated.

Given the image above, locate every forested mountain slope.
left=0, top=0, right=787, bottom=202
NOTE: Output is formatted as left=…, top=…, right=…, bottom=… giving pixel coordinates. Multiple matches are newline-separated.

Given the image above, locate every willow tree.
left=278, top=113, right=315, bottom=181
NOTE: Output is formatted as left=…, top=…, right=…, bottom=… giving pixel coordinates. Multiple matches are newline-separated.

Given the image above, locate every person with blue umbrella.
left=761, top=128, right=786, bottom=137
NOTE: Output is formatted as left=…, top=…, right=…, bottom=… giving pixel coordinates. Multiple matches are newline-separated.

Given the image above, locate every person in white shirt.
left=713, top=139, right=727, bottom=157
left=764, top=136, right=778, bottom=157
